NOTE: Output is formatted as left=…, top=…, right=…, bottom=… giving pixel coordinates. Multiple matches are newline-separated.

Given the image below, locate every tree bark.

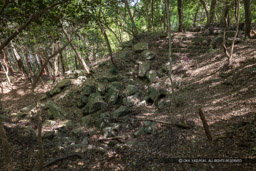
left=53, top=44, right=59, bottom=77
left=25, top=53, right=34, bottom=77
left=1, top=50, right=11, bottom=83
left=151, top=0, right=154, bottom=31
left=198, top=108, right=212, bottom=141
left=243, top=0, right=251, bottom=38
left=207, top=0, right=216, bottom=26
left=177, top=0, right=184, bottom=32
left=0, top=0, right=8, bottom=16
left=58, top=43, right=65, bottom=75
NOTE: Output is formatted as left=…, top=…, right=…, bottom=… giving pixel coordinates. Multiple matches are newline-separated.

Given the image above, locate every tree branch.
left=0, top=0, right=8, bottom=16
left=0, top=1, right=64, bottom=51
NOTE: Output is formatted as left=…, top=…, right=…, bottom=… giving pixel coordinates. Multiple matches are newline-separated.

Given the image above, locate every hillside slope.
left=1, top=31, right=256, bottom=170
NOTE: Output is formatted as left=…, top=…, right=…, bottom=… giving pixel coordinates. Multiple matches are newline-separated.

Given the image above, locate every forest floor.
left=1, top=31, right=256, bottom=170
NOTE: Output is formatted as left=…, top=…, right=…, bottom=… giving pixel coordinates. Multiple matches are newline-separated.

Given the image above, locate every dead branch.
left=98, top=136, right=127, bottom=142
left=133, top=118, right=191, bottom=129
left=42, top=153, right=82, bottom=169
left=198, top=108, right=212, bottom=141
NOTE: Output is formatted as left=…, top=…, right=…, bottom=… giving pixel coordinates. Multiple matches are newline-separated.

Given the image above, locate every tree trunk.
left=207, top=0, right=216, bottom=26
left=62, top=28, right=90, bottom=74
left=23, top=52, right=33, bottom=79
left=10, top=42, right=30, bottom=80
left=165, top=0, right=176, bottom=105
left=1, top=50, right=11, bottom=83
left=0, top=0, right=8, bottom=16
left=199, top=0, right=209, bottom=24
left=177, top=0, right=184, bottom=32
left=123, top=0, right=138, bottom=38
left=151, top=0, right=154, bottom=31
left=222, top=0, right=240, bottom=66
left=58, top=43, right=65, bottom=75
left=97, top=21, right=119, bottom=69
left=243, top=0, right=251, bottom=38
left=193, top=6, right=199, bottom=27
left=54, top=44, right=59, bottom=77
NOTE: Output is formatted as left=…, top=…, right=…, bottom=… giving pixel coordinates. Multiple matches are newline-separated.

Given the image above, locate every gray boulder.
left=82, top=85, right=96, bottom=96
left=46, top=100, right=66, bottom=119
left=133, top=42, right=149, bottom=52
left=81, top=115, right=93, bottom=127
left=119, top=41, right=133, bottom=49
left=50, top=79, right=71, bottom=96
left=77, top=96, right=88, bottom=108
left=87, top=93, right=105, bottom=113
left=56, top=79, right=71, bottom=89
left=96, top=83, right=106, bottom=95
left=146, top=70, right=158, bottom=82
left=123, top=94, right=138, bottom=107
left=107, top=87, right=119, bottom=105
left=113, top=106, right=129, bottom=118
left=119, top=49, right=133, bottom=59
left=124, top=85, right=138, bottom=96
left=111, top=82, right=123, bottom=90
left=138, top=61, right=150, bottom=78
left=142, top=50, right=156, bottom=60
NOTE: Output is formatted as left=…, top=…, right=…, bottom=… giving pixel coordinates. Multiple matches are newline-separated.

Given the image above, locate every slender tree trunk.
left=193, top=6, right=199, bottom=27
left=165, top=0, right=176, bottom=105
left=0, top=0, right=8, bottom=16
left=123, top=0, right=138, bottom=37
left=1, top=50, right=11, bottom=83
left=26, top=53, right=34, bottom=78
left=58, top=43, right=65, bottom=75
left=10, top=42, right=30, bottom=81
left=151, top=0, right=154, bottom=31
left=243, top=0, right=251, bottom=38
left=53, top=44, right=59, bottom=77
left=199, top=0, right=209, bottom=24
left=207, top=0, right=216, bottom=26
left=62, top=27, right=90, bottom=74
left=222, top=0, right=240, bottom=66
left=177, top=0, right=184, bottom=32
left=3, top=49, right=14, bottom=75
left=23, top=52, right=33, bottom=80
left=97, top=21, right=119, bottom=69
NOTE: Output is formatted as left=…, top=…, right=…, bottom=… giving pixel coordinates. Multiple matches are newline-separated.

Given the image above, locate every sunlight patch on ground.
left=207, top=107, right=252, bottom=125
